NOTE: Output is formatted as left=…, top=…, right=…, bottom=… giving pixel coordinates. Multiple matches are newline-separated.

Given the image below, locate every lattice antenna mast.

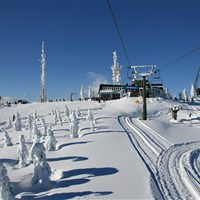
left=40, top=41, right=47, bottom=102
left=111, top=51, right=122, bottom=85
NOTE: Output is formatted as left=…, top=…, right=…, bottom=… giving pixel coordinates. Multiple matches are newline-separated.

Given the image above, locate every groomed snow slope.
left=0, top=97, right=200, bottom=199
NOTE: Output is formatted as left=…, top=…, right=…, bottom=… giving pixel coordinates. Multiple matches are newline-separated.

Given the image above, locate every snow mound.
left=50, top=169, right=63, bottom=181
left=151, top=108, right=171, bottom=119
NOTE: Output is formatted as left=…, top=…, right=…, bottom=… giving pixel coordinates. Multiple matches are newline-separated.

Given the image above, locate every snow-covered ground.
left=0, top=97, right=200, bottom=199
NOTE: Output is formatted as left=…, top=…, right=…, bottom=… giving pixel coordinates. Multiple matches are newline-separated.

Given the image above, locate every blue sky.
left=0, top=0, right=200, bottom=101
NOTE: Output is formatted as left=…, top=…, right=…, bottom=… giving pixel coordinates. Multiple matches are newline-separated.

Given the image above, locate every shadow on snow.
left=17, top=167, right=117, bottom=199
left=23, top=191, right=113, bottom=200
left=61, top=167, right=118, bottom=179
left=57, top=141, right=92, bottom=150
left=82, top=130, right=124, bottom=137
left=47, top=156, right=88, bottom=162
left=0, top=158, right=18, bottom=166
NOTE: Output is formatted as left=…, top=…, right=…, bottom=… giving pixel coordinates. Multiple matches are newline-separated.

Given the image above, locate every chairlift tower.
left=194, top=66, right=200, bottom=97
left=70, top=92, right=77, bottom=102
left=130, top=65, right=156, bottom=120
left=40, top=41, right=47, bottom=103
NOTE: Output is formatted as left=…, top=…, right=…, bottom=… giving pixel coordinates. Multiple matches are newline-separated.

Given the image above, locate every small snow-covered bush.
left=0, top=163, right=15, bottom=200
left=30, top=142, right=46, bottom=165
left=30, top=143, right=51, bottom=185
left=56, top=108, right=62, bottom=125
left=29, top=121, right=41, bottom=141
left=44, top=128, right=57, bottom=151
left=76, top=107, right=81, bottom=118
left=87, top=109, right=96, bottom=124
left=17, top=135, right=29, bottom=168
left=25, top=114, right=33, bottom=130
left=32, top=160, right=51, bottom=185
left=64, top=106, right=69, bottom=117
left=2, top=128, right=13, bottom=147
left=41, top=118, right=47, bottom=136
left=182, top=88, right=188, bottom=102
left=5, top=118, right=12, bottom=129
left=70, top=118, right=79, bottom=138
left=13, top=112, right=22, bottom=131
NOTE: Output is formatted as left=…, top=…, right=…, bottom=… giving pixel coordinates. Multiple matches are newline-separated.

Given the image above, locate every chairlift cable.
left=107, top=0, right=131, bottom=67
left=157, top=45, right=200, bottom=72
left=107, top=1, right=200, bottom=83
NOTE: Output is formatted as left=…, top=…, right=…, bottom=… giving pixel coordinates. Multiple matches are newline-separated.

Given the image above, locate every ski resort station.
left=98, top=51, right=165, bottom=100
left=1, top=45, right=200, bottom=200
left=1, top=44, right=197, bottom=105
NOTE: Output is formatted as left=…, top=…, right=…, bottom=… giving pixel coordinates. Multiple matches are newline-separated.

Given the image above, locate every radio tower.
left=40, top=41, right=47, bottom=102
left=111, top=51, right=122, bottom=85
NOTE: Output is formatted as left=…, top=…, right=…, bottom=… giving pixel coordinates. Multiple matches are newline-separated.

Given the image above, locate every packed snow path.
left=119, top=116, right=200, bottom=200
left=157, top=141, right=200, bottom=200
left=119, top=116, right=172, bottom=173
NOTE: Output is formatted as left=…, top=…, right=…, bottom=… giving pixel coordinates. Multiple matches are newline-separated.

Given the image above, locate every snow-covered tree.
left=44, top=128, right=57, bottom=151
left=25, top=114, right=33, bottom=130
left=5, top=118, right=12, bottom=129
left=0, top=163, right=15, bottom=200
left=33, top=110, right=39, bottom=121
left=16, top=112, right=20, bottom=119
left=178, top=92, right=182, bottom=100
left=182, top=88, right=188, bottom=102
left=92, top=89, right=95, bottom=96
left=86, top=109, right=96, bottom=131
left=2, top=128, right=13, bottom=147
left=64, top=105, right=69, bottom=117
left=32, top=159, right=51, bottom=185
left=190, top=83, right=196, bottom=101
left=165, top=87, right=171, bottom=99
left=17, top=135, right=28, bottom=168
left=13, top=112, right=21, bottom=131
left=90, top=120, right=95, bottom=131
left=69, top=109, right=73, bottom=119
left=41, top=118, right=47, bottom=136
left=76, top=107, right=81, bottom=118
left=53, top=109, right=58, bottom=124
left=173, top=92, right=177, bottom=100
left=29, top=121, right=41, bottom=141
left=70, top=110, right=77, bottom=123
left=56, top=108, right=62, bottom=125
left=92, top=89, right=95, bottom=99
left=51, top=108, right=55, bottom=116
left=80, top=85, right=85, bottom=101
left=70, top=116, right=79, bottom=138
left=30, top=143, right=51, bottom=185
left=70, top=120, right=79, bottom=138
left=30, top=142, right=46, bottom=165
left=88, top=85, right=93, bottom=100
left=87, top=109, right=96, bottom=124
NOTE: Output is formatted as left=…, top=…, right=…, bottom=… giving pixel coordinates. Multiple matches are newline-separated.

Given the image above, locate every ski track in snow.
left=119, top=116, right=200, bottom=200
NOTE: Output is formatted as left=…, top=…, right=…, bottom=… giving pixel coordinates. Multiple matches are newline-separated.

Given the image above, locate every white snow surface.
left=0, top=97, right=200, bottom=199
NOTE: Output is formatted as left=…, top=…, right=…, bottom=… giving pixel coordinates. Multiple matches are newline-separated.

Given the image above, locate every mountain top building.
left=98, top=52, right=165, bottom=101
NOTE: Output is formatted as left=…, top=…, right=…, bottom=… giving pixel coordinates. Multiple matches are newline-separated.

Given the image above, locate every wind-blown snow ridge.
left=119, top=116, right=200, bottom=200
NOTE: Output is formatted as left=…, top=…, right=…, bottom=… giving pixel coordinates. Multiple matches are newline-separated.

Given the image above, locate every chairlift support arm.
left=130, top=65, right=156, bottom=78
